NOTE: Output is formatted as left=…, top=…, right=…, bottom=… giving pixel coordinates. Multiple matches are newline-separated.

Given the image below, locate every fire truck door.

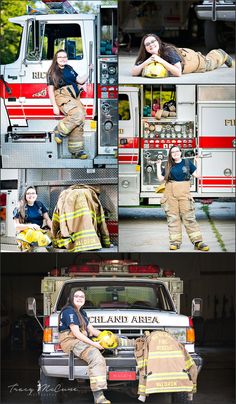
left=200, top=151, right=234, bottom=193
left=18, top=19, right=95, bottom=133
left=119, top=87, right=139, bottom=165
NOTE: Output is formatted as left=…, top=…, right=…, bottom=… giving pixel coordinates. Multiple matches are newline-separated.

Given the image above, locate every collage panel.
left=118, top=0, right=235, bottom=253
left=1, top=253, right=235, bottom=404
left=1, top=168, right=118, bottom=253
left=1, top=1, right=118, bottom=169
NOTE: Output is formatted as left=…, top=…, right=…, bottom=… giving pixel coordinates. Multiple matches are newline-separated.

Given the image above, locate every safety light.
left=50, top=268, right=60, bottom=277
left=43, top=328, right=52, bottom=343
left=44, top=316, right=50, bottom=327
left=163, top=270, right=175, bottom=277
left=129, top=265, right=159, bottom=274
left=79, top=265, right=99, bottom=273
left=186, top=327, right=195, bottom=344
left=69, top=265, right=79, bottom=274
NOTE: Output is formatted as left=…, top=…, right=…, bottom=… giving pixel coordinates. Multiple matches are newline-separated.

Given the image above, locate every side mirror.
left=191, top=298, right=203, bottom=317
left=26, top=297, right=37, bottom=316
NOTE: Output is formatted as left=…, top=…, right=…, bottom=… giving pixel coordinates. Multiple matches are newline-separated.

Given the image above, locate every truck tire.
left=39, top=370, right=60, bottom=403
left=204, top=21, right=226, bottom=50
left=172, top=392, right=190, bottom=403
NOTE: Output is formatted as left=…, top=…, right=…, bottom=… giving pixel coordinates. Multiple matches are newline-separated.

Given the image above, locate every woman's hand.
left=53, top=105, right=60, bottom=115
left=194, top=155, right=200, bottom=164
left=156, top=159, right=162, bottom=167
left=92, top=341, right=104, bottom=350
left=28, top=223, right=40, bottom=230
left=149, top=54, right=162, bottom=64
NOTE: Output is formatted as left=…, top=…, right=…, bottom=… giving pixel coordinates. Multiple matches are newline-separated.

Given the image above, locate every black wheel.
left=39, top=370, right=60, bottom=403
left=172, top=392, right=191, bottom=403
left=204, top=20, right=226, bottom=50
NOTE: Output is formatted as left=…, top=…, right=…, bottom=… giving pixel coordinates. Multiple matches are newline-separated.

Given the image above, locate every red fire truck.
left=119, top=84, right=235, bottom=205
left=0, top=0, right=118, bottom=168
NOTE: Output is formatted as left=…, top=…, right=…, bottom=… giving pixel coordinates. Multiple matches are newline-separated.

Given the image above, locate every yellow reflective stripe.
left=169, top=233, right=182, bottom=241
left=185, top=358, right=194, bottom=369
left=68, top=243, right=101, bottom=252
left=148, top=371, right=189, bottom=377
left=147, top=374, right=189, bottom=381
left=59, top=121, right=70, bottom=134
left=145, top=386, right=193, bottom=393
left=148, top=352, right=183, bottom=358
left=189, top=231, right=202, bottom=237
left=54, top=230, right=97, bottom=247
left=52, top=207, right=93, bottom=222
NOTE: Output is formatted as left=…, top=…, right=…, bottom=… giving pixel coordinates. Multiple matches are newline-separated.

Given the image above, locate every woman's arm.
left=48, top=85, right=60, bottom=115
left=87, top=324, right=101, bottom=338
left=70, top=324, right=103, bottom=350
left=192, top=156, right=201, bottom=178
left=150, top=54, right=182, bottom=77
left=13, top=218, right=40, bottom=232
left=43, top=212, right=52, bottom=231
left=131, top=56, right=154, bottom=76
left=76, top=64, right=94, bottom=85
left=156, top=160, right=165, bottom=182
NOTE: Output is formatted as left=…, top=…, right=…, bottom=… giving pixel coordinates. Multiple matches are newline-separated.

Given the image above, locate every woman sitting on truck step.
left=47, top=49, right=93, bottom=159
left=59, top=289, right=111, bottom=404
left=13, top=186, right=52, bottom=252
left=132, top=34, right=234, bottom=77
left=156, top=146, right=209, bottom=251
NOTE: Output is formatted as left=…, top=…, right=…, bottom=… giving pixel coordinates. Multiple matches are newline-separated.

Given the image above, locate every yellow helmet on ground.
left=93, top=330, right=118, bottom=349
left=142, top=62, right=168, bottom=78
left=16, top=229, right=51, bottom=251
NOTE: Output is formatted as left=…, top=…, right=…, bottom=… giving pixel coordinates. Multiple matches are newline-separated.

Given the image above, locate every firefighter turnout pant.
left=161, top=181, right=203, bottom=245
left=179, top=48, right=227, bottom=73
left=54, top=85, right=86, bottom=154
left=59, top=332, right=107, bottom=391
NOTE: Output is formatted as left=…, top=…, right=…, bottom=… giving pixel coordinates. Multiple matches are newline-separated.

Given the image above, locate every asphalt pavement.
left=119, top=202, right=235, bottom=253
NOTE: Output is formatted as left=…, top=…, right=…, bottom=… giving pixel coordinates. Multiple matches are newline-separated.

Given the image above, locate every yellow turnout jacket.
left=52, top=185, right=110, bottom=252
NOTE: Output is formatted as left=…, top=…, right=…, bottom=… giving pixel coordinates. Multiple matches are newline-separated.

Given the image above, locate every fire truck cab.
left=119, top=84, right=235, bottom=206
left=27, top=260, right=203, bottom=403
left=0, top=0, right=118, bottom=168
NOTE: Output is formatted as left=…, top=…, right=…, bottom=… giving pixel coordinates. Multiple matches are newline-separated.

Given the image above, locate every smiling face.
left=144, top=36, right=160, bottom=55
left=56, top=51, right=68, bottom=68
left=170, top=147, right=182, bottom=162
left=73, top=291, right=85, bottom=309
left=25, top=188, right=37, bottom=206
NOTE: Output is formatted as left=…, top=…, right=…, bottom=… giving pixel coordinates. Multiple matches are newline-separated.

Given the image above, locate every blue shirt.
left=48, top=65, right=79, bottom=96
left=59, top=306, right=89, bottom=332
left=162, top=159, right=196, bottom=181
left=13, top=201, right=48, bottom=227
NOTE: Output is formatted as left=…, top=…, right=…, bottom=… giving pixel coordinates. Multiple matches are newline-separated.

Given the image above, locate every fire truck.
left=0, top=0, right=118, bottom=168
left=27, top=259, right=203, bottom=403
left=0, top=168, right=118, bottom=249
left=119, top=84, right=235, bottom=206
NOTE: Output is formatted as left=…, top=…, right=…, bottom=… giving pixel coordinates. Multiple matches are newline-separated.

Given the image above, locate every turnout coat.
left=135, top=331, right=197, bottom=399
left=52, top=185, right=110, bottom=252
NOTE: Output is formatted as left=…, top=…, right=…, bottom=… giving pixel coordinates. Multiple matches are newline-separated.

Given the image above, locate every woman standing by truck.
left=59, top=289, right=111, bottom=404
left=47, top=49, right=93, bottom=159
left=131, top=33, right=233, bottom=77
left=156, top=146, right=209, bottom=251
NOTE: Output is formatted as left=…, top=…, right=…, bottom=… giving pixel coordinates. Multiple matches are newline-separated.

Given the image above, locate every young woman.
left=156, top=146, right=209, bottom=251
left=131, top=34, right=233, bottom=77
left=58, top=289, right=111, bottom=404
left=47, top=49, right=93, bottom=159
left=13, top=186, right=52, bottom=232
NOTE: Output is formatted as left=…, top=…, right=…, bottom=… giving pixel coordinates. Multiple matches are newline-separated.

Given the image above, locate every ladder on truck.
left=42, top=0, right=78, bottom=14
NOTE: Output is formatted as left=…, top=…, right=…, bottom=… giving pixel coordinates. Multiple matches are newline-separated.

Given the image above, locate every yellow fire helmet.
left=142, top=62, right=168, bottom=78
left=16, top=229, right=51, bottom=249
left=93, top=330, right=118, bottom=349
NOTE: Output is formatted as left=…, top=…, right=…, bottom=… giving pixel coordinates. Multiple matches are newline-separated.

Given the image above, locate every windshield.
left=56, top=281, right=174, bottom=312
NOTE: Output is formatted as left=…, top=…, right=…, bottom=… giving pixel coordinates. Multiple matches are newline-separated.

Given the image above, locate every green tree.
left=0, top=0, right=36, bottom=64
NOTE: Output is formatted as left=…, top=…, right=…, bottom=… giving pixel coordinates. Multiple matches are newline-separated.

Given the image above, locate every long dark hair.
left=17, top=186, right=37, bottom=223
left=47, top=49, right=67, bottom=89
left=59, top=288, right=87, bottom=332
left=164, top=146, right=182, bottom=182
left=135, top=33, right=184, bottom=67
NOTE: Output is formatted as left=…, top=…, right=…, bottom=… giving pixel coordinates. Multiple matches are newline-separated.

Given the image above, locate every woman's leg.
left=178, top=191, right=203, bottom=244
left=161, top=183, right=182, bottom=247
left=73, top=342, right=109, bottom=402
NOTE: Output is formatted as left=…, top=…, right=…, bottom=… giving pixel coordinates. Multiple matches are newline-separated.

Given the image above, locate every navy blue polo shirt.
left=59, top=306, right=89, bottom=332
left=13, top=201, right=48, bottom=227
left=48, top=65, right=79, bottom=96
left=162, top=159, right=196, bottom=181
